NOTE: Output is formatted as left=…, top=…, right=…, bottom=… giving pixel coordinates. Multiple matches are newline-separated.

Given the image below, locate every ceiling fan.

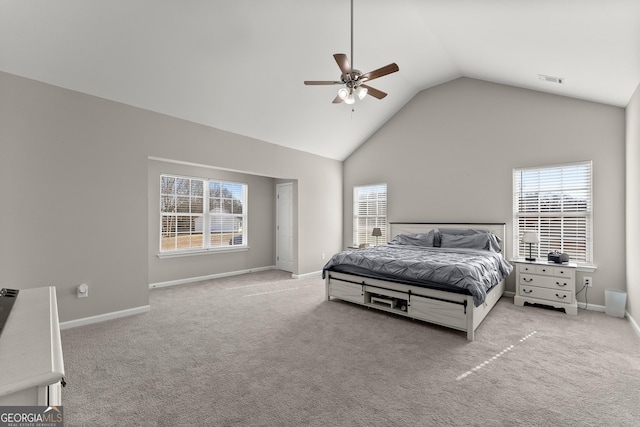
left=304, top=0, right=399, bottom=104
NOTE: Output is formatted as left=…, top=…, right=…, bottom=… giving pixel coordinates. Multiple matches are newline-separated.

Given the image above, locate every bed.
left=322, top=222, right=513, bottom=341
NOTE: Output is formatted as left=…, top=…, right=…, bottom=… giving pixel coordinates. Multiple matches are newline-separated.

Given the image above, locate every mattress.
left=322, top=245, right=513, bottom=307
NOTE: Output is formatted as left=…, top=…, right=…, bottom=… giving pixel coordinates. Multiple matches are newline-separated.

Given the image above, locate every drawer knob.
left=523, top=277, right=534, bottom=283
left=523, top=289, right=533, bottom=294
left=555, top=294, right=567, bottom=300
left=556, top=282, right=567, bottom=287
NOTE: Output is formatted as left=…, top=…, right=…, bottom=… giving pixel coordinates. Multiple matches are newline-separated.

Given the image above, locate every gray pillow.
left=436, top=227, right=482, bottom=247
left=439, top=231, right=502, bottom=252
left=389, top=231, right=435, bottom=247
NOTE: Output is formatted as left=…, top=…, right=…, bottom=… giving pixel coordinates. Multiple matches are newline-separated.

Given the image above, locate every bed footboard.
left=325, top=271, right=505, bottom=341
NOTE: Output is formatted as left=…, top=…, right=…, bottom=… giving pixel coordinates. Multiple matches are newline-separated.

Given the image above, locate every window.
left=353, top=184, right=387, bottom=246
left=513, top=161, right=592, bottom=265
left=160, top=174, right=247, bottom=253
left=208, top=181, right=246, bottom=248
left=160, top=176, right=204, bottom=251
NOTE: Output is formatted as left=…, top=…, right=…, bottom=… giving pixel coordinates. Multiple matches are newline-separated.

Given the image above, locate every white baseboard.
left=627, top=312, right=640, bottom=338
left=292, top=270, right=322, bottom=279
left=149, top=265, right=276, bottom=289
left=60, top=305, right=150, bottom=330
left=578, top=302, right=606, bottom=312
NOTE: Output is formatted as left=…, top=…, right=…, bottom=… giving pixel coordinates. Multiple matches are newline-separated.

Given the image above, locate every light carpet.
left=61, top=270, right=640, bottom=426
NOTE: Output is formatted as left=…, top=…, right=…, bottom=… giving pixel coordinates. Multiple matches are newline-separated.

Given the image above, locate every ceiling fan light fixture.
left=303, top=0, right=398, bottom=104
left=355, top=86, right=368, bottom=100
left=344, top=91, right=356, bottom=105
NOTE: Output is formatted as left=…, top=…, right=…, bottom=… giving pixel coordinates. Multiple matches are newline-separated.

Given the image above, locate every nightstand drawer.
left=519, top=286, right=573, bottom=304
left=519, top=274, right=575, bottom=291
left=535, top=265, right=554, bottom=276
left=553, top=266, right=574, bottom=279
left=517, top=264, right=537, bottom=274
left=517, top=263, right=574, bottom=278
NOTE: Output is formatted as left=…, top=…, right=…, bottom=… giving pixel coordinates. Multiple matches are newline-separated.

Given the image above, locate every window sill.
left=576, top=264, right=597, bottom=273
left=157, top=246, right=249, bottom=259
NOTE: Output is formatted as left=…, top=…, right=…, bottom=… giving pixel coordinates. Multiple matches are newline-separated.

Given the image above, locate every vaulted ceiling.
left=2, top=0, right=639, bottom=160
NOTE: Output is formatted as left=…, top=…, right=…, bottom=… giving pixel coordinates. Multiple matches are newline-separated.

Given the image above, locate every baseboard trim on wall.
left=627, top=312, right=640, bottom=338
left=149, top=265, right=276, bottom=289
left=579, top=302, right=606, bottom=312
left=292, top=270, right=322, bottom=279
left=60, top=305, right=150, bottom=330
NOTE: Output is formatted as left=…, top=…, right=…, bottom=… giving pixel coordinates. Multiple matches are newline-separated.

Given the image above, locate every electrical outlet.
left=322, top=253, right=326, bottom=260
left=583, top=276, right=592, bottom=287
left=77, top=283, right=89, bottom=298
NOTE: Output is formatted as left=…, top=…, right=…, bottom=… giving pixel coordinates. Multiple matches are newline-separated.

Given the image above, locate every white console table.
left=0, top=286, right=65, bottom=406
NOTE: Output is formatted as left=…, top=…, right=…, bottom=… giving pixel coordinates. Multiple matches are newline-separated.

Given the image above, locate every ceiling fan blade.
left=333, top=53, right=352, bottom=78
left=360, top=63, right=399, bottom=82
left=304, top=80, right=342, bottom=85
left=361, top=84, right=387, bottom=99
left=332, top=95, right=344, bottom=104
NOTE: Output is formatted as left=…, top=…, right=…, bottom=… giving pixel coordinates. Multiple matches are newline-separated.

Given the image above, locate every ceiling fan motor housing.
left=342, top=70, right=363, bottom=88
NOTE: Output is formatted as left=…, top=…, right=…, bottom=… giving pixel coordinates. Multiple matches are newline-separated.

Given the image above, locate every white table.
left=0, top=286, right=65, bottom=405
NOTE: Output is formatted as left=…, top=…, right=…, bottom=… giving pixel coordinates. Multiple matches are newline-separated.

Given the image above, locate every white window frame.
left=159, top=174, right=248, bottom=257
left=513, top=161, right=593, bottom=266
left=353, top=183, right=387, bottom=247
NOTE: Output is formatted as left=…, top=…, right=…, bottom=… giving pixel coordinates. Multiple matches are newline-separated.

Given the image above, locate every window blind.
left=209, top=181, right=246, bottom=247
left=513, top=161, right=592, bottom=264
left=160, top=174, right=247, bottom=253
left=160, top=176, right=205, bottom=251
left=353, top=184, right=387, bottom=246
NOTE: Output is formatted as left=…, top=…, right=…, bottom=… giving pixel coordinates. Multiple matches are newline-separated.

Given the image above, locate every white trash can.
left=604, top=289, right=627, bottom=317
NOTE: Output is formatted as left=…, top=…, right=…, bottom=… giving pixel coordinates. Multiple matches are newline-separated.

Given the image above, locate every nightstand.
left=513, top=259, right=578, bottom=315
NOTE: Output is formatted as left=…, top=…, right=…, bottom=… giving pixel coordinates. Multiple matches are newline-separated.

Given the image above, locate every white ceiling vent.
left=538, top=74, right=564, bottom=84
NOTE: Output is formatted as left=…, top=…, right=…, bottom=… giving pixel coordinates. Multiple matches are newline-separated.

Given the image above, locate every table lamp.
left=522, top=231, right=540, bottom=261
left=372, top=227, right=382, bottom=246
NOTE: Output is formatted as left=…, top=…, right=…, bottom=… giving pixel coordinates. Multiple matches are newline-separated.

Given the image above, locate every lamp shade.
left=372, top=227, right=382, bottom=237
left=522, top=231, right=540, bottom=244
left=355, top=86, right=368, bottom=100
left=344, top=92, right=355, bottom=105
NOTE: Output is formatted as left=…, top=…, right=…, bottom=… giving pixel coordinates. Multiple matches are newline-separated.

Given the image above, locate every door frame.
left=276, top=182, right=294, bottom=272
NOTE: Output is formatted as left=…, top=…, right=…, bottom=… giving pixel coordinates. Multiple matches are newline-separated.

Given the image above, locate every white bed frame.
left=325, top=223, right=507, bottom=341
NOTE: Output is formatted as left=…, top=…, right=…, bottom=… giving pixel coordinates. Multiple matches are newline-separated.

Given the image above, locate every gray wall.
left=0, top=71, right=342, bottom=322
left=148, top=159, right=276, bottom=285
left=344, top=77, right=626, bottom=306
left=626, top=82, right=640, bottom=321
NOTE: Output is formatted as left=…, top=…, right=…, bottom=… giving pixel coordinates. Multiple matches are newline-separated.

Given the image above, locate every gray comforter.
left=322, top=245, right=513, bottom=307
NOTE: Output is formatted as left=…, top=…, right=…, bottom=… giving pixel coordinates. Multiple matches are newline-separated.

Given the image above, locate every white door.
left=276, top=183, right=294, bottom=272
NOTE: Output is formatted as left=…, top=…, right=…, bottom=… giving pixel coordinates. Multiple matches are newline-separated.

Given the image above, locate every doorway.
left=276, top=182, right=293, bottom=272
